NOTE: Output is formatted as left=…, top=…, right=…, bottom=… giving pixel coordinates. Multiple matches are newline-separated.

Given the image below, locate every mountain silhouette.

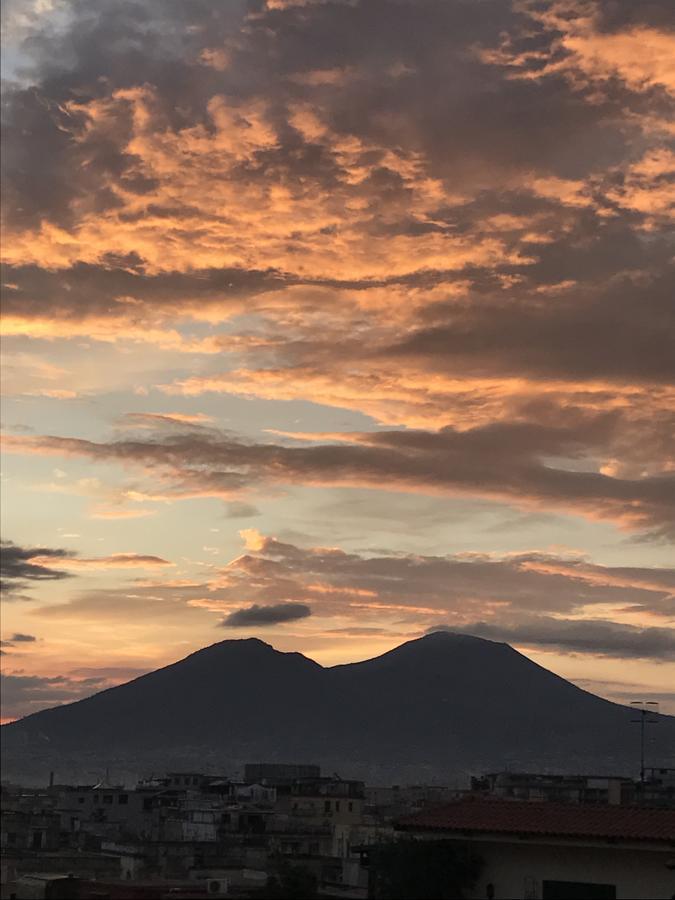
left=3, top=632, right=672, bottom=784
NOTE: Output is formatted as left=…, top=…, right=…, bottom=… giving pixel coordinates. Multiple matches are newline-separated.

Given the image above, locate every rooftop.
left=396, top=797, right=675, bottom=843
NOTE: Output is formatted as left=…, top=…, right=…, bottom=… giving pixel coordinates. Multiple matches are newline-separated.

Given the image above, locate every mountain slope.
left=330, top=633, right=658, bottom=770
left=2, top=632, right=673, bottom=783
left=3, top=638, right=340, bottom=753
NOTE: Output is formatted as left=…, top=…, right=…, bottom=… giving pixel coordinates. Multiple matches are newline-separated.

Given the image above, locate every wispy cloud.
left=1, top=539, right=172, bottom=601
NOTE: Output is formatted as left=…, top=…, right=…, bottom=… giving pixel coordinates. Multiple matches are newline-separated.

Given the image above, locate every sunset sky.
left=1, top=0, right=674, bottom=722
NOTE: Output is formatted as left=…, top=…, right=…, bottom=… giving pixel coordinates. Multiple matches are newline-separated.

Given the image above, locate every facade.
left=472, top=772, right=635, bottom=806
left=470, top=769, right=675, bottom=809
left=640, top=768, right=675, bottom=808
left=0, top=766, right=369, bottom=898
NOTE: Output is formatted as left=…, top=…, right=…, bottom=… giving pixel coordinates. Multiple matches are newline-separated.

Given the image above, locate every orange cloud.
left=485, top=1, right=675, bottom=96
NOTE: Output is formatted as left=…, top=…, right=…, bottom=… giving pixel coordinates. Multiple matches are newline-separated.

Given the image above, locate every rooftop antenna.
left=630, top=701, right=659, bottom=784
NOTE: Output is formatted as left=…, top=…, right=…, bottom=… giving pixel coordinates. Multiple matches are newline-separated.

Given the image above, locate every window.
left=324, top=800, right=331, bottom=813
left=103, top=794, right=113, bottom=804
left=335, top=801, right=341, bottom=811
left=118, top=794, right=128, bottom=805
left=78, top=796, right=85, bottom=804
left=348, top=802, right=353, bottom=812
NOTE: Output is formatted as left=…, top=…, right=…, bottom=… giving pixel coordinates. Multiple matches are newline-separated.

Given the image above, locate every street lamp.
left=630, top=701, right=659, bottom=785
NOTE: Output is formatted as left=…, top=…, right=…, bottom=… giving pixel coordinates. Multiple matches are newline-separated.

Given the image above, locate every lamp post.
left=630, top=701, right=659, bottom=786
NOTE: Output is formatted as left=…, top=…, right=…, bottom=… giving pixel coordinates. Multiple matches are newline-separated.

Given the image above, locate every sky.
left=1, top=0, right=674, bottom=722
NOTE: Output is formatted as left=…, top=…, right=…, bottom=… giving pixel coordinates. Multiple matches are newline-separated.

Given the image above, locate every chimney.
left=49, top=771, right=55, bottom=789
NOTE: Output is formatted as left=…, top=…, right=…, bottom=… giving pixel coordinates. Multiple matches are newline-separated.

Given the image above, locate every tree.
left=261, top=862, right=319, bottom=899
left=368, top=838, right=482, bottom=899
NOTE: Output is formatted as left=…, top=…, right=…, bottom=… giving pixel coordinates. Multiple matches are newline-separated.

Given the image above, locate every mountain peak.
left=360, top=629, right=509, bottom=663
left=418, top=629, right=504, bottom=646
left=179, top=636, right=323, bottom=672
left=188, top=637, right=274, bottom=656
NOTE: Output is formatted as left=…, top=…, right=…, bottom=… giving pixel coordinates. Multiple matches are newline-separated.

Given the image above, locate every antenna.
left=630, top=701, right=659, bottom=784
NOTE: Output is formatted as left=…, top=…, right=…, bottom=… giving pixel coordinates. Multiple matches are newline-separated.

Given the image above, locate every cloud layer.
left=3, top=0, right=673, bottom=526
left=6, top=418, right=674, bottom=538
left=25, top=530, right=673, bottom=658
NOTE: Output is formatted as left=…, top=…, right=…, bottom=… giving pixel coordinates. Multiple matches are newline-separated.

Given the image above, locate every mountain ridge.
left=3, top=631, right=673, bottom=785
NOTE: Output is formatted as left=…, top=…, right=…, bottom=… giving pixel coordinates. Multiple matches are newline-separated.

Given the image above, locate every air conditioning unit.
left=207, top=878, right=227, bottom=895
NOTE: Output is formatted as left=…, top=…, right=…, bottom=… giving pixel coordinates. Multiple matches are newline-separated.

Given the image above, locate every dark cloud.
left=1, top=540, right=72, bottom=598
left=594, top=0, right=675, bottom=32
left=385, top=266, right=675, bottom=385
left=224, top=501, right=261, bottom=519
left=0, top=262, right=284, bottom=327
left=2, top=0, right=243, bottom=229
left=430, top=618, right=675, bottom=661
left=220, top=602, right=312, bottom=627
left=0, top=633, right=38, bottom=651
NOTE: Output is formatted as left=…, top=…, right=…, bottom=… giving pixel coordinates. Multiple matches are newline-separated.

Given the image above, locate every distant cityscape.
left=2, top=763, right=674, bottom=899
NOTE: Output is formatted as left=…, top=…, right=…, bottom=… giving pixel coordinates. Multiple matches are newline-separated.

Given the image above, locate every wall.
left=462, top=838, right=675, bottom=900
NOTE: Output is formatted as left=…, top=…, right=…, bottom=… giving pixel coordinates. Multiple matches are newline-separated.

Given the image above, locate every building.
left=470, top=769, right=675, bottom=810
left=243, top=764, right=320, bottom=786
left=396, top=796, right=675, bottom=899
left=471, top=772, right=636, bottom=806
left=640, top=769, right=675, bottom=808
left=13, top=873, right=80, bottom=900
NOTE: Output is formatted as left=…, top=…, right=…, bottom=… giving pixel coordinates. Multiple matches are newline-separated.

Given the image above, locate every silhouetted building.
left=244, top=763, right=321, bottom=785
left=472, top=772, right=635, bottom=806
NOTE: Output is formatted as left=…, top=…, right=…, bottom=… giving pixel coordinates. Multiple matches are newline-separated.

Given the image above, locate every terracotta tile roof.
left=396, top=797, right=675, bottom=843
